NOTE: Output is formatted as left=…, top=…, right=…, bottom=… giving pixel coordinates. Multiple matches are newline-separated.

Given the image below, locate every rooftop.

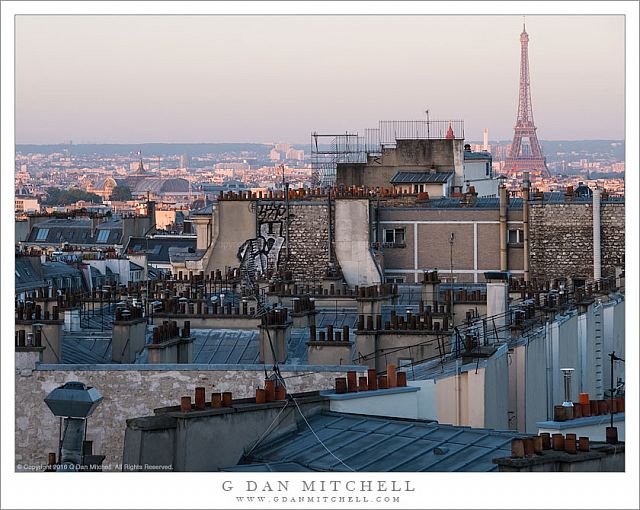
left=235, top=410, right=525, bottom=472
left=390, top=171, right=454, bottom=184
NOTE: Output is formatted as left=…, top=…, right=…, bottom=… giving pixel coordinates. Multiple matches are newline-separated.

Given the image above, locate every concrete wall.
left=14, top=352, right=361, bottom=472
left=336, top=139, right=462, bottom=190
left=408, top=379, right=438, bottom=420
left=334, top=199, right=381, bottom=286
left=483, top=346, right=510, bottom=430
left=306, top=342, right=353, bottom=366
left=124, top=396, right=329, bottom=472
left=328, top=387, right=420, bottom=420
left=205, top=200, right=256, bottom=273
left=15, top=321, right=63, bottom=364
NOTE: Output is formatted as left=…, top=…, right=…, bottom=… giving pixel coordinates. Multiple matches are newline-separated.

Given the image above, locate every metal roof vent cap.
left=44, top=381, right=103, bottom=418
left=561, top=368, right=575, bottom=407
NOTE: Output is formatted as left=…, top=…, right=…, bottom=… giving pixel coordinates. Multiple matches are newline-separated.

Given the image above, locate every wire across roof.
left=241, top=411, right=522, bottom=472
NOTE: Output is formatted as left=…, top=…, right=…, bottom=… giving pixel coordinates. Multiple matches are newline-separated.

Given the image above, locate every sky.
left=15, top=15, right=625, bottom=144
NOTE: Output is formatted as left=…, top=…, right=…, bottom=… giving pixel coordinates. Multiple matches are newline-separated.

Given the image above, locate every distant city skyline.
left=15, top=15, right=625, bottom=144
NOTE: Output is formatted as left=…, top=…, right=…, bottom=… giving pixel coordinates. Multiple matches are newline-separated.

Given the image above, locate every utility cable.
left=243, top=400, right=291, bottom=458
left=289, top=394, right=355, bottom=472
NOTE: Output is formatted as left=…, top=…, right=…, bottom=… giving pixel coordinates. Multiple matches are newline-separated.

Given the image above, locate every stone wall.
left=14, top=352, right=359, bottom=472
left=287, top=202, right=331, bottom=280
left=529, top=201, right=625, bottom=282
left=600, top=203, right=625, bottom=277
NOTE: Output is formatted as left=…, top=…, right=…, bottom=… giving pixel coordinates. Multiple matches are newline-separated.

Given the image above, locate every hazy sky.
left=15, top=15, right=625, bottom=144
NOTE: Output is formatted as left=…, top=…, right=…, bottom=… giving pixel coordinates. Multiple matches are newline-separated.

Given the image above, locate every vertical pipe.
left=327, top=191, right=333, bottom=263
left=499, top=184, right=508, bottom=272
left=593, top=187, right=601, bottom=281
left=522, top=171, right=530, bottom=282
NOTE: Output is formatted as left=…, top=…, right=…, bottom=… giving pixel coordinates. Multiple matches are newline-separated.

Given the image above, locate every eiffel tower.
left=504, top=21, right=550, bottom=178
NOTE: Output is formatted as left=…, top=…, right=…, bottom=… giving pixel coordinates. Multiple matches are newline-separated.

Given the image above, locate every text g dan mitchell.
left=222, top=480, right=415, bottom=493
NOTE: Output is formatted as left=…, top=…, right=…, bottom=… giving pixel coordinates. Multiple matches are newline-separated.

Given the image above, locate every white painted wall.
left=538, top=415, right=625, bottom=442
left=334, top=199, right=382, bottom=286
left=328, top=389, right=420, bottom=419
left=408, top=380, right=438, bottom=420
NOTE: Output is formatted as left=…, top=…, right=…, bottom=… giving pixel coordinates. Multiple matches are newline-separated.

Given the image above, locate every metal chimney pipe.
left=593, top=188, right=601, bottom=281
left=561, top=368, right=575, bottom=407
left=499, top=184, right=508, bottom=271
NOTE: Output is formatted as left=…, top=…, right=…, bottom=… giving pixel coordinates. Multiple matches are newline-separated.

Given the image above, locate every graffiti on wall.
left=237, top=201, right=286, bottom=280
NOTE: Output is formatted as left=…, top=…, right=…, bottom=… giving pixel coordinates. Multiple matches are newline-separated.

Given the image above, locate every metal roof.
left=390, top=172, right=453, bottom=184
left=241, top=411, right=523, bottom=472
left=125, top=236, right=197, bottom=263
left=463, top=151, right=492, bottom=161
left=190, top=329, right=261, bottom=364
left=62, top=333, right=112, bottom=364
left=222, top=461, right=313, bottom=472
left=15, top=257, right=46, bottom=292
left=25, top=218, right=123, bottom=246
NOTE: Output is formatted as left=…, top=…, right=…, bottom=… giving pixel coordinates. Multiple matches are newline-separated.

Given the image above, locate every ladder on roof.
left=593, top=302, right=604, bottom=398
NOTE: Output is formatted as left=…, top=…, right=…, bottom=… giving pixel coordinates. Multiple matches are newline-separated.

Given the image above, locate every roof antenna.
left=522, top=15, right=526, bottom=31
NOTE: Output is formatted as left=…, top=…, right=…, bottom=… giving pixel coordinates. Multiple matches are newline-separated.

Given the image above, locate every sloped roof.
left=25, top=218, right=122, bottom=246
left=125, top=236, right=197, bottom=263
left=390, top=172, right=453, bottom=184
left=239, top=411, right=524, bottom=472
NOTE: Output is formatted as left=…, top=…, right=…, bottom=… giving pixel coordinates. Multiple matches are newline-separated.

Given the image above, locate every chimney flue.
left=561, top=368, right=575, bottom=408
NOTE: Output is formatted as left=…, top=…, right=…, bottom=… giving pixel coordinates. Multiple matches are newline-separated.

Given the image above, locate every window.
left=35, top=228, right=49, bottom=241
left=385, top=276, right=405, bottom=284
left=96, top=229, right=110, bottom=243
left=508, top=229, right=524, bottom=244
left=383, top=228, right=405, bottom=246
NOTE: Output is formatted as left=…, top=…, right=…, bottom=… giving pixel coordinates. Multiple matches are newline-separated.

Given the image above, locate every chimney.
left=146, top=320, right=194, bottom=364
left=112, top=307, right=147, bottom=363
left=421, top=269, right=440, bottom=309
left=258, top=308, right=292, bottom=364
left=307, top=326, right=352, bottom=366
left=484, top=271, right=510, bottom=344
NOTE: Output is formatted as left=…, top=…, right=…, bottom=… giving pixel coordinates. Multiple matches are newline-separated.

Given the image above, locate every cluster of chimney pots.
left=511, top=432, right=591, bottom=458
left=179, top=379, right=287, bottom=412
left=217, top=185, right=432, bottom=202
left=335, top=364, right=407, bottom=394
left=152, top=320, right=191, bottom=344
left=357, top=306, right=449, bottom=332
left=554, top=392, right=625, bottom=422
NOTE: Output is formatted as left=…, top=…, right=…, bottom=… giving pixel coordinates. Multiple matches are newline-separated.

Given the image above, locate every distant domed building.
left=117, top=156, right=191, bottom=199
